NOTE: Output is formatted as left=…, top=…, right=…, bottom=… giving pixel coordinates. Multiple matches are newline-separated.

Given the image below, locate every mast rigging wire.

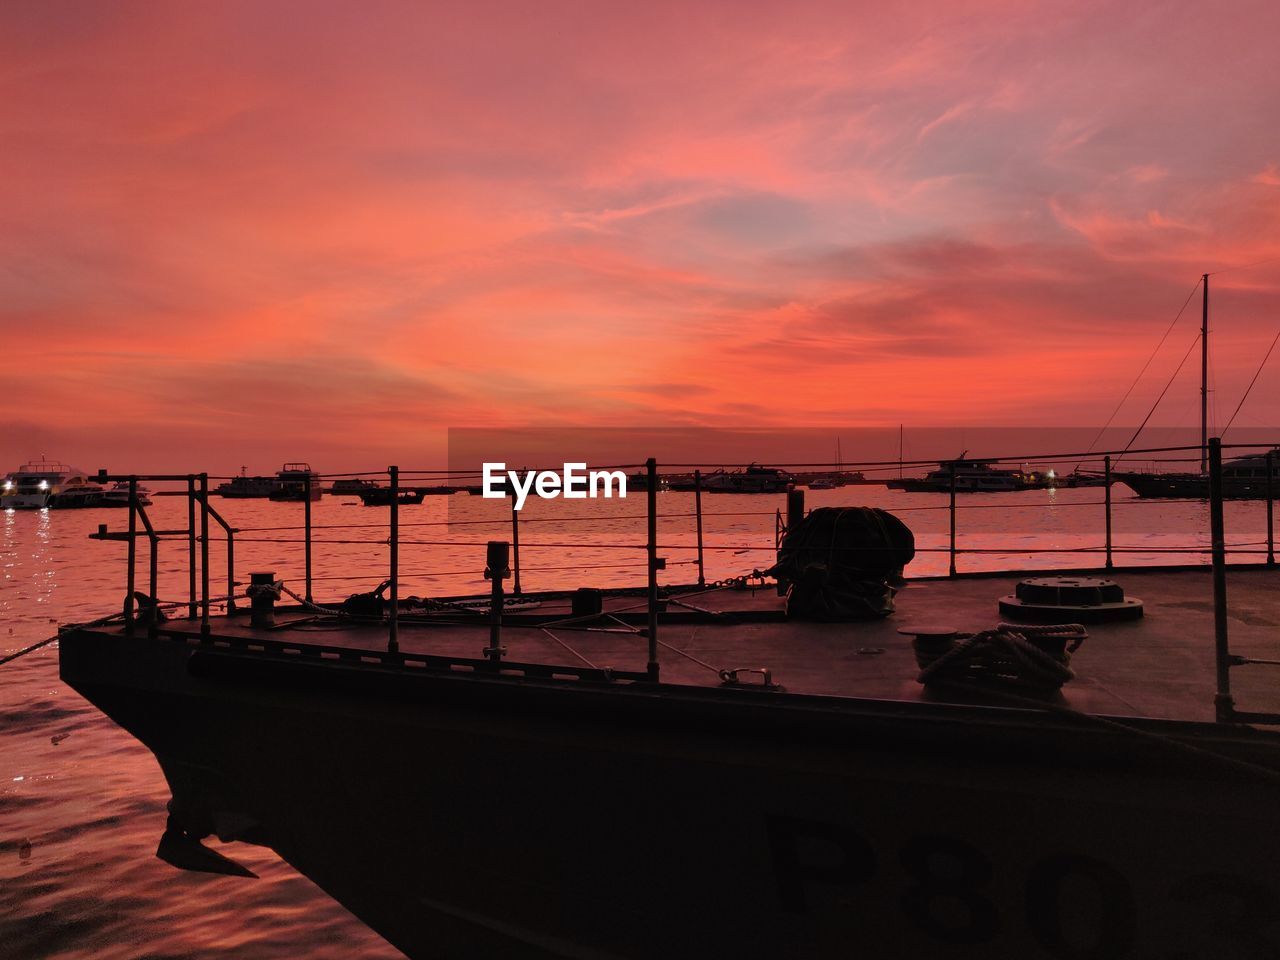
left=1118, top=331, right=1203, bottom=461
left=1222, top=327, right=1280, bottom=438
left=1210, top=253, right=1280, bottom=276
left=1076, top=278, right=1203, bottom=469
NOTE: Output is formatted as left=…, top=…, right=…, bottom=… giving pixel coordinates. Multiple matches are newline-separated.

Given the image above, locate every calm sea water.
left=2, top=485, right=1274, bottom=957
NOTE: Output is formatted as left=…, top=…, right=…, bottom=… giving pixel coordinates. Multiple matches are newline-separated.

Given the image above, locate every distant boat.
left=796, top=470, right=868, bottom=489
left=1044, top=469, right=1111, bottom=489
left=47, top=481, right=108, bottom=509
left=1, top=458, right=93, bottom=509
left=329, top=478, right=379, bottom=496
left=886, top=453, right=1027, bottom=493
left=53, top=480, right=166, bottom=509
left=695, top=464, right=793, bottom=494
left=1110, top=272, right=1278, bottom=498
left=269, top=463, right=323, bottom=502
left=214, top=470, right=274, bottom=499
left=359, top=488, right=426, bottom=506
left=1117, top=448, right=1280, bottom=500
left=101, top=481, right=153, bottom=507
left=801, top=437, right=869, bottom=488
left=627, top=470, right=667, bottom=492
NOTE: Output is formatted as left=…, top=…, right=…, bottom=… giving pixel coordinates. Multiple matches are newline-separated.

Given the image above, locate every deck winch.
left=998, top=576, right=1143, bottom=623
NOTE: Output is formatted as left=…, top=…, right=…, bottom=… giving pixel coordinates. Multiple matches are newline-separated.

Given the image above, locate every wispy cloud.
left=2, top=0, right=1280, bottom=468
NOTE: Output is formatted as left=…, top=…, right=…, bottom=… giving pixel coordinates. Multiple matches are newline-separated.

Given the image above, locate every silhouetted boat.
left=627, top=469, right=666, bottom=492
left=358, top=488, right=426, bottom=506
left=673, top=463, right=792, bottom=493
left=52, top=446, right=1280, bottom=958
left=795, top=470, right=867, bottom=489
left=1117, top=448, right=1280, bottom=499
left=329, top=478, right=379, bottom=496
left=59, top=564, right=1280, bottom=959
left=269, top=463, right=323, bottom=502
left=799, top=438, right=871, bottom=488
left=1048, top=469, right=1111, bottom=489
left=47, top=481, right=107, bottom=508
left=886, top=453, right=1028, bottom=492
left=101, top=481, right=152, bottom=507
left=213, top=471, right=274, bottom=498
left=1110, top=273, right=1279, bottom=498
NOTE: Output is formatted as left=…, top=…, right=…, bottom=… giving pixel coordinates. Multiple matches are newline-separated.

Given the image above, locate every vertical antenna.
left=1201, top=273, right=1210, bottom=474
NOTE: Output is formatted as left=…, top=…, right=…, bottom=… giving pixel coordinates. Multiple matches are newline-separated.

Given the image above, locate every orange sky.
left=3, top=1, right=1280, bottom=471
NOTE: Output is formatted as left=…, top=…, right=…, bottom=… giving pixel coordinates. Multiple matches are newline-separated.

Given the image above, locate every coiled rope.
left=274, top=582, right=348, bottom=617
left=915, top=623, right=1087, bottom=692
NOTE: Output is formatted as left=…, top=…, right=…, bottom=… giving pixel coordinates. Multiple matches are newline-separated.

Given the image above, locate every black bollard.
left=484, top=542, right=509, bottom=662
left=249, top=571, right=278, bottom=628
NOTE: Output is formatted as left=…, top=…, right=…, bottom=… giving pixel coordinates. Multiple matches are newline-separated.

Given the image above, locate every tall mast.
left=898, top=424, right=904, bottom=479
left=1201, top=273, right=1209, bottom=474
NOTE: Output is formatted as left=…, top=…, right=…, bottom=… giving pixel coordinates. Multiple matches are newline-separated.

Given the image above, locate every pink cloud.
left=2, top=1, right=1280, bottom=470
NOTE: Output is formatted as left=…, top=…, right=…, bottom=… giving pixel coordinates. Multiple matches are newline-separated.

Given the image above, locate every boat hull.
left=887, top=479, right=1024, bottom=493
left=1116, top=472, right=1278, bottom=499
left=48, top=490, right=107, bottom=508
left=268, top=489, right=323, bottom=502
left=359, top=489, right=426, bottom=506
left=59, top=628, right=1280, bottom=959
left=1, top=493, right=51, bottom=508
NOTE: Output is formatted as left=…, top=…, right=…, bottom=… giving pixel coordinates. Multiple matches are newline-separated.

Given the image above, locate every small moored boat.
left=269, top=463, right=323, bottom=502
left=358, top=488, right=426, bottom=506
left=213, top=471, right=275, bottom=499
left=1117, top=448, right=1280, bottom=499
left=101, top=481, right=153, bottom=507
left=886, top=453, right=1028, bottom=493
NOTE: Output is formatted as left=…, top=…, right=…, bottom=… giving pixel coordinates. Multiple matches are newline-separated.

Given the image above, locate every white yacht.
left=1, top=458, right=93, bottom=509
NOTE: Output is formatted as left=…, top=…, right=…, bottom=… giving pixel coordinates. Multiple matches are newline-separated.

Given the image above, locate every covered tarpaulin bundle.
left=767, top=506, right=915, bottom=621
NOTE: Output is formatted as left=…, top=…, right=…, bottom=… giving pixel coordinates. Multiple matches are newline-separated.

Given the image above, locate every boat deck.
left=124, top=566, right=1280, bottom=724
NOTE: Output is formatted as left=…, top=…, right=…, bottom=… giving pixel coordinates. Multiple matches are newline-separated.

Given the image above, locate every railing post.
left=1267, top=451, right=1275, bottom=567
left=146, top=508, right=159, bottom=638
left=223, top=513, right=236, bottom=615
left=200, top=498, right=236, bottom=617
left=250, top=571, right=277, bottom=628
left=389, top=465, right=399, bottom=654
left=948, top=464, right=958, bottom=578
left=1104, top=455, right=1113, bottom=570
left=484, top=540, right=508, bottom=663
left=775, top=507, right=786, bottom=596
left=786, top=486, right=805, bottom=530
left=694, top=469, right=705, bottom=588
left=646, top=457, right=660, bottom=681
left=1209, top=437, right=1234, bottom=722
left=510, top=491, right=522, bottom=595
left=187, top=475, right=197, bottom=620
left=125, top=477, right=137, bottom=636
left=200, top=474, right=210, bottom=635
left=304, top=473, right=313, bottom=603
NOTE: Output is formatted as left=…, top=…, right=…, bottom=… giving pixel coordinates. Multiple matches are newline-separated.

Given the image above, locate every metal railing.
left=84, top=439, right=1280, bottom=722
left=91, top=472, right=238, bottom=639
